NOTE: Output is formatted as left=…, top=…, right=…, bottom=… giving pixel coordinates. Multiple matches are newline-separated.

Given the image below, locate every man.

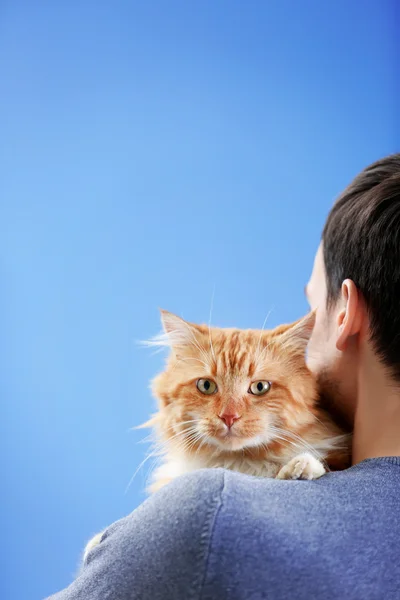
left=48, top=154, right=400, bottom=600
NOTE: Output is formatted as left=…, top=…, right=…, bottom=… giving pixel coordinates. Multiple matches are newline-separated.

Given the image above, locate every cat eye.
left=196, top=378, right=218, bottom=395
left=249, top=380, right=271, bottom=396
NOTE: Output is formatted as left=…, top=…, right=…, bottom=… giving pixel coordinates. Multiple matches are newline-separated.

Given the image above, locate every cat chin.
left=207, top=433, right=269, bottom=453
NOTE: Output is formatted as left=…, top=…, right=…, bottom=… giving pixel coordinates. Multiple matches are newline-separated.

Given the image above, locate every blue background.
left=1, top=1, right=398, bottom=598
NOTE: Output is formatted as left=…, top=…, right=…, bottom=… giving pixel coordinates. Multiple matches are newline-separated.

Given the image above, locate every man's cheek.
left=306, top=323, right=327, bottom=372
left=306, top=336, right=319, bottom=371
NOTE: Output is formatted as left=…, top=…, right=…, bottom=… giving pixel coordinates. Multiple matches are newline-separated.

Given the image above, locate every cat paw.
left=276, top=453, right=326, bottom=480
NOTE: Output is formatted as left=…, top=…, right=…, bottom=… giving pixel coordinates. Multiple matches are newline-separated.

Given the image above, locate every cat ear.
left=142, top=310, right=199, bottom=353
left=159, top=309, right=198, bottom=349
left=278, top=311, right=316, bottom=354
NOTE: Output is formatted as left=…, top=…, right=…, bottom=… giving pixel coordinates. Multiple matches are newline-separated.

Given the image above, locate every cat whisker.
left=182, top=321, right=211, bottom=365
left=136, top=432, right=157, bottom=445
left=173, top=431, right=203, bottom=455
left=138, top=420, right=199, bottom=445
left=255, top=308, right=274, bottom=358
left=277, top=429, right=323, bottom=458
left=305, top=409, right=329, bottom=430
left=178, top=357, right=210, bottom=369
left=144, top=454, right=164, bottom=486
left=185, top=434, right=205, bottom=453
left=144, top=426, right=201, bottom=459
left=269, top=426, right=323, bottom=460
left=194, top=434, right=209, bottom=458
left=258, top=442, right=270, bottom=456
left=268, top=433, right=317, bottom=460
left=254, top=339, right=273, bottom=369
left=125, top=450, right=160, bottom=495
left=208, top=287, right=217, bottom=368
left=157, top=426, right=200, bottom=448
left=163, top=419, right=200, bottom=432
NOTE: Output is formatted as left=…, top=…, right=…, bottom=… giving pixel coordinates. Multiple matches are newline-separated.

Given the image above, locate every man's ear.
left=336, top=279, right=363, bottom=351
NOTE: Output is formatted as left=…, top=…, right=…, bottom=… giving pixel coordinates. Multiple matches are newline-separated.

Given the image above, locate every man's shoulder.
left=51, top=462, right=400, bottom=599
left=194, top=463, right=400, bottom=600
left=121, top=460, right=400, bottom=542
left=136, top=466, right=334, bottom=526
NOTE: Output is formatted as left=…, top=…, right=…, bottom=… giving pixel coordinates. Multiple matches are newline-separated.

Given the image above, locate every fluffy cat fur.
left=83, top=310, right=350, bottom=562
left=143, top=310, right=350, bottom=493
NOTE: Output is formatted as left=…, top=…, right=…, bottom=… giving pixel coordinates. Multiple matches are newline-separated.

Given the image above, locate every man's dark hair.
left=323, top=153, right=400, bottom=381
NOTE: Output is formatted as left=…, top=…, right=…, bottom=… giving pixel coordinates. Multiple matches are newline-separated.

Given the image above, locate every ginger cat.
left=84, top=310, right=350, bottom=561
left=144, top=310, right=349, bottom=491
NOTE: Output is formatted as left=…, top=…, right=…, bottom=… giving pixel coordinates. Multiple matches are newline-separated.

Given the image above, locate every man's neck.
left=352, top=344, right=400, bottom=464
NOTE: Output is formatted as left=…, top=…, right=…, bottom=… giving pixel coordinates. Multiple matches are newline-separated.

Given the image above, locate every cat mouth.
left=211, top=427, right=268, bottom=451
left=214, top=428, right=247, bottom=446
left=219, top=428, right=238, bottom=439
left=215, top=433, right=249, bottom=451
left=202, top=423, right=259, bottom=450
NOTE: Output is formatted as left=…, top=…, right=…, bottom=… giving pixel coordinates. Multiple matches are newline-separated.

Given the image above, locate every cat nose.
left=218, top=413, right=241, bottom=429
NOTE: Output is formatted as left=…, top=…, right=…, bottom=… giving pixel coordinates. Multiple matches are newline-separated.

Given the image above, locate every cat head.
left=147, top=310, right=317, bottom=456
